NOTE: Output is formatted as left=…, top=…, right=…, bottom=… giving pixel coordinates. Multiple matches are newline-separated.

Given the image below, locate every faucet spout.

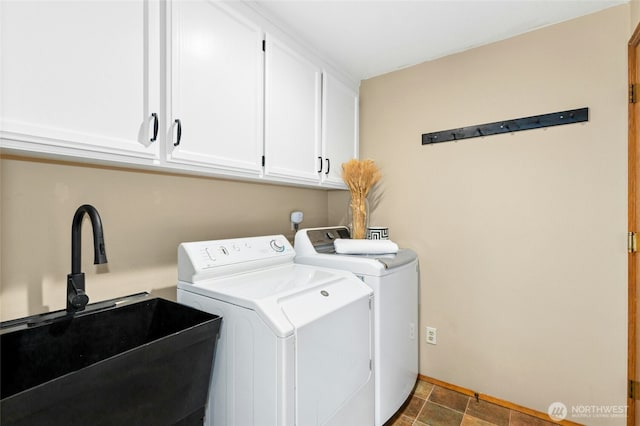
left=71, top=204, right=108, bottom=274
left=67, top=204, right=108, bottom=312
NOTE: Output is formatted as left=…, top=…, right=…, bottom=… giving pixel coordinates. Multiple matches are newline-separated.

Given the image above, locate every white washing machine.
left=177, top=234, right=374, bottom=426
left=294, top=226, right=419, bottom=426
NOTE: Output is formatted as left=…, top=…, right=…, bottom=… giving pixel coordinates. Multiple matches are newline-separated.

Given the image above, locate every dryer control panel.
left=178, top=235, right=294, bottom=282
left=295, top=226, right=351, bottom=254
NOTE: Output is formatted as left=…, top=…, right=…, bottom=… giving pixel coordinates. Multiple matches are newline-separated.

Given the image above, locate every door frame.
left=628, top=20, right=640, bottom=426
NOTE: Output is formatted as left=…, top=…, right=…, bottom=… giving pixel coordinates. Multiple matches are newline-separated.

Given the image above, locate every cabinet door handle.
left=150, top=113, right=159, bottom=142
left=317, top=156, right=323, bottom=173
left=173, top=119, right=182, bottom=147
left=325, top=158, right=330, bottom=175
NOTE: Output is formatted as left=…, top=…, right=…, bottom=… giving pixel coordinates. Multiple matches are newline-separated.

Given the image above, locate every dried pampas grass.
left=341, top=159, right=381, bottom=239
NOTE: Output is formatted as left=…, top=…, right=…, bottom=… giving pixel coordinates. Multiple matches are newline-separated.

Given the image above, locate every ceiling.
left=249, top=0, right=629, bottom=81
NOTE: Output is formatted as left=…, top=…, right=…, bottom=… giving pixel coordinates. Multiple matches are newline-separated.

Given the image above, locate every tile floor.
left=385, top=380, right=561, bottom=426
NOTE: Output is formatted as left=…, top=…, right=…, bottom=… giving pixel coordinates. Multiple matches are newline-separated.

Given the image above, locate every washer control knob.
left=205, top=248, right=216, bottom=261
left=270, top=239, right=285, bottom=252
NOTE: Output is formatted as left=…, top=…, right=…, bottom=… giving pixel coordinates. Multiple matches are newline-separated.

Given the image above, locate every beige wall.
left=331, top=5, right=630, bottom=423
left=0, top=156, right=328, bottom=320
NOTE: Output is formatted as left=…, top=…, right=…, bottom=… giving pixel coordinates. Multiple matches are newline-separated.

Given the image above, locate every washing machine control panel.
left=178, top=235, right=294, bottom=281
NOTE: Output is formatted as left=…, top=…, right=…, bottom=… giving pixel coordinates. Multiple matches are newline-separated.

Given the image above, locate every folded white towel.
left=334, top=238, right=399, bottom=255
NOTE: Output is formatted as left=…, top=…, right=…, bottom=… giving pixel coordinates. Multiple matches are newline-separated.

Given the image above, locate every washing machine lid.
left=177, top=234, right=373, bottom=337
left=294, top=227, right=417, bottom=275
left=178, top=263, right=371, bottom=338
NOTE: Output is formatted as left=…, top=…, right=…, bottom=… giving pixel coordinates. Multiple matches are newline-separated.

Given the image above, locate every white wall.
left=330, top=5, right=630, bottom=424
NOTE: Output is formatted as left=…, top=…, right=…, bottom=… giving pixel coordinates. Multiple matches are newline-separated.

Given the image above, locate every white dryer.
left=294, top=226, right=419, bottom=426
left=177, top=234, right=374, bottom=426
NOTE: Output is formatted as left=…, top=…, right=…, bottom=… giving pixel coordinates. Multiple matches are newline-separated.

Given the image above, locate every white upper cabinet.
left=0, top=0, right=358, bottom=189
left=263, top=34, right=357, bottom=188
left=166, top=0, right=264, bottom=177
left=0, top=0, right=160, bottom=163
left=321, top=73, right=359, bottom=187
left=263, top=34, right=322, bottom=185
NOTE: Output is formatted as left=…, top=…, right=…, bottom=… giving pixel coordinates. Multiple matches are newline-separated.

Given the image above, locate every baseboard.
left=418, top=374, right=583, bottom=426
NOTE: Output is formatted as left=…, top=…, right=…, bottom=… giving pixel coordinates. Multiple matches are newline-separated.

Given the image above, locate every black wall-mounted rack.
left=421, top=107, right=589, bottom=145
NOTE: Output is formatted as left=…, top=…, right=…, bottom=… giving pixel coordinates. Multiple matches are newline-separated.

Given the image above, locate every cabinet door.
left=167, top=0, right=263, bottom=177
left=264, top=35, right=322, bottom=185
left=321, top=73, right=359, bottom=188
left=0, top=0, right=160, bottom=162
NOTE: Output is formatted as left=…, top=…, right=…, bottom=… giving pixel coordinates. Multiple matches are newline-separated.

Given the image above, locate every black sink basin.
left=1, top=295, right=221, bottom=426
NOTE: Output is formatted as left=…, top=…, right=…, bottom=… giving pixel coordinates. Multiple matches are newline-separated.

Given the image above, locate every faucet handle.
left=67, top=273, right=90, bottom=311
left=69, top=290, right=89, bottom=310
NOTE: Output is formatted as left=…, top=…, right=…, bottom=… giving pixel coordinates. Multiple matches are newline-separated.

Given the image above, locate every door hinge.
left=630, top=380, right=640, bottom=399
left=631, top=84, right=638, bottom=104
left=262, top=39, right=266, bottom=52
left=629, top=231, right=637, bottom=253
left=261, top=155, right=265, bottom=167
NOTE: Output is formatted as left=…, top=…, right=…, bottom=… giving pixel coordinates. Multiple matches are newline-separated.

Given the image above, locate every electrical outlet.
left=426, top=326, right=437, bottom=345
left=290, top=211, right=304, bottom=231
left=409, top=323, right=415, bottom=339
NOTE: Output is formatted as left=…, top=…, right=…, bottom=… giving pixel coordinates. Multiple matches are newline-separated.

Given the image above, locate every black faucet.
left=67, top=204, right=108, bottom=312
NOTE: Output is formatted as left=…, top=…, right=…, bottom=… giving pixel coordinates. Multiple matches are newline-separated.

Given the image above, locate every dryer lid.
left=294, top=226, right=417, bottom=273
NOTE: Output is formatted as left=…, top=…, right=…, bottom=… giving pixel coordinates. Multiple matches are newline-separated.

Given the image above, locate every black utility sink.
left=0, top=295, right=221, bottom=426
